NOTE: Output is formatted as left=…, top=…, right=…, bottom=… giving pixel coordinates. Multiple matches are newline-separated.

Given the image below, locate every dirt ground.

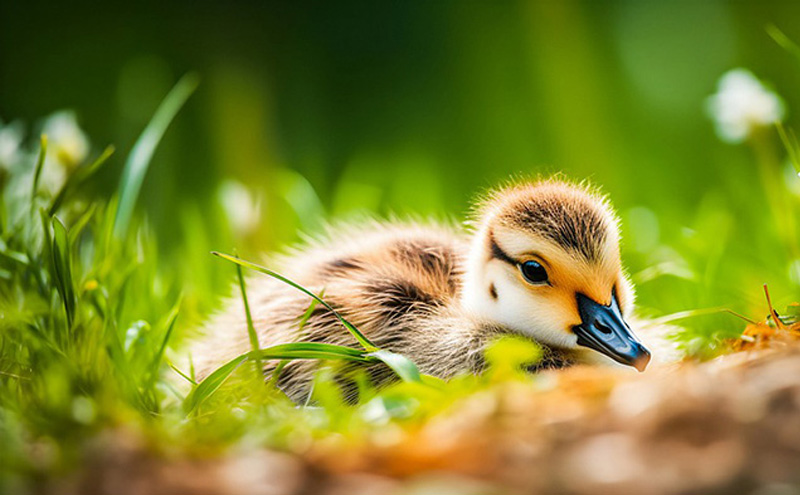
left=44, top=330, right=800, bottom=495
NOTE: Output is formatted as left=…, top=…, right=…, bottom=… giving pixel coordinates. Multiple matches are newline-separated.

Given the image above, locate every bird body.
left=193, top=179, right=654, bottom=402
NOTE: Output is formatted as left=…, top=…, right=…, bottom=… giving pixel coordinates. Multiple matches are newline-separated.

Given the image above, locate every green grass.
left=0, top=77, right=548, bottom=491
left=1, top=66, right=799, bottom=493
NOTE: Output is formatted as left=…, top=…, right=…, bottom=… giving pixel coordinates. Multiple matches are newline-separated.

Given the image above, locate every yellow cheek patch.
left=522, top=257, right=619, bottom=329
left=525, top=285, right=583, bottom=332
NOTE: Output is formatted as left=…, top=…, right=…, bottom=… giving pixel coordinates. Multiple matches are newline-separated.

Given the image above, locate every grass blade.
left=147, top=297, right=181, bottom=384
left=0, top=243, right=29, bottom=267
left=235, top=255, right=262, bottom=372
left=649, top=306, right=757, bottom=326
left=30, top=135, right=47, bottom=201
left=51, top=216, right=76, bottom=331
left=169, top=361, right=197, bottom=386
left=247, top=342, right=372, bottom=360
left=105, top=315, right=133, bottom=385
left=295, top=289, right=323, bottom=340
left=67, top=204, right=97, bottom=246
left=38, top=208, right=54, bottom=293
left=184, top=355, right=248, bottom=414
left=368, top=350, right=422, bottom=383
left=49, top=145, right=115, bottom=215
left=767, top=24, right=800, bottom=62
left=776, top=123, right=800, bottom=174
left=763, top=284, right=786, bottom=330
left=113, top=74, right=199, bottom=238
left=183, top=342, right=372, bottom=414
left=266, top=360, right=288, bottom=388
left=212, top=251, right=378, bottom=352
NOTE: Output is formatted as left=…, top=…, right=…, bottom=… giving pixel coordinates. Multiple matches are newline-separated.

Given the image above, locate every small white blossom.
left=218, top=179, right=262, bottom=237
left=42, top=111, right=90, bottom=168
left=36, top=111, right=91, bottom=194
left=706, top=69, right=785, bottom=144
left=0, top=120, right=25, bottom=170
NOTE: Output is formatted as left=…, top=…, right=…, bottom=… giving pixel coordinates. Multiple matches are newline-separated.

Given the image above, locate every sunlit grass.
left=0, top=77, right=541, bottom=488
left=1, top=60, right=800, bottom=492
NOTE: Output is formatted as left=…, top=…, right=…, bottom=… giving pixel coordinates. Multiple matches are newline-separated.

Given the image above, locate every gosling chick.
left=193, top=179, right=651, bottom=402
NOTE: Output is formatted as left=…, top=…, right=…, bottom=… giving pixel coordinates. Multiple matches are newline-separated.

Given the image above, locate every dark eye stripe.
left=488, top=231, right=550, bottom=285
left=488, top=232, right=517, bottom=266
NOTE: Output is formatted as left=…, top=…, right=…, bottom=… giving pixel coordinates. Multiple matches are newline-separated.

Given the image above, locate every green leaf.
left=235, top=254, right=261, bottom=372
left=104, top=318, right=129, bottom=372
left=776, top=122, right=800, bottom=175
left=183, top=342, right=373, bottom=414
left=147, top=297, right=181, bottom=384
left=49, top=145, right=115, bottom=215
left=420, top=374, right=446, bottom=388
left=67, top=204, right=97, bottom=246
left=767, top=24, right=800, bottom=62
left=266, top=360, right=289, bottom=388
left=212, top=251, right=378, bottom=352
left=103, top=306, right=139, bottom=405
left=367, top=350, right=422, bottom=383
left=246, top=342, right=372, bottom=361
left=184, top=356, right=248, bottom=414
left=39, top=208, right=53, bottom=289
left=51, top=216, right=76, bottom=331
left=30, top=135, right=47, bottom=201
left=0, top=241, right=29, bottom=267
left=113, top=74, right=199, bottom=238
left=484, top=336, right=542, bottom=381
left=295, top=289, right=323, bottom=340
left=124, top=320, right=151, bottom=355
left=169, top=361, right=197, bottom=386
left=649, top=306, right=757, bottom=326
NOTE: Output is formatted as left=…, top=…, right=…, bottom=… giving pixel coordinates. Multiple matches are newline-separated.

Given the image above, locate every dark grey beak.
left=573, top=293, right=651, bottom=372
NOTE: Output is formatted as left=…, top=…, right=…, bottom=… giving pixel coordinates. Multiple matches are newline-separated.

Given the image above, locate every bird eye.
left=519, top=260, right=548, bottom=285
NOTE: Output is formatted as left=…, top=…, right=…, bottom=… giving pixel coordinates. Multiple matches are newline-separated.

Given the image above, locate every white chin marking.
left=463, top=274, right=577, bottom=350
left=518, top=322, right=578, bottom=349
left=461, top=243, right=580, bottom=351
left=495, top=282, right=578, bottom=349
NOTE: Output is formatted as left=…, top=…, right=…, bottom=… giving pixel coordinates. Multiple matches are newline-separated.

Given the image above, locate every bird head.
left=462, top=179, right=651, bottom=371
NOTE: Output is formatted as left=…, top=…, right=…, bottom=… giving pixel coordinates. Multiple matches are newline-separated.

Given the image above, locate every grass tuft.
left=2, top=50, right=800, bottom=490
left=212, top=251, right=379, bottom=352
left=114, top=74, right=199, bottom=239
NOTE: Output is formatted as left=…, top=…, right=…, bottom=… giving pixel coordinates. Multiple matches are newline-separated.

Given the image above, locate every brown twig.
left=763, top=284, right=787, bottom=330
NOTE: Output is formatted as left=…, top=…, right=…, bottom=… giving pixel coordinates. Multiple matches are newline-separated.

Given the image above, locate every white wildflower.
left=42, top=111, right=90, bottom=168
left=218, top=179, right=262, bottom=237
left=0, top=120, right=25, bottom=170
left=35, top=111, right=91, bottom=194
left=706, top=69, right=785, bottom=144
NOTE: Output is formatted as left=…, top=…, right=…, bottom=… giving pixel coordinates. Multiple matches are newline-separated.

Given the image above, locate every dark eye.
left=520, top=260, right=548, bottom=285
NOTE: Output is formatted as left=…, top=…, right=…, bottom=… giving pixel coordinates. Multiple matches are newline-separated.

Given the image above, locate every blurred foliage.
left=2, top=1, right=799, bottom=327
left=1, top=0, right=800, bottom=491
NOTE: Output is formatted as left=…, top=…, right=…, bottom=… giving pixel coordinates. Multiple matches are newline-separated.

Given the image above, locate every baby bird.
left=193, top=179, right=651, bottom=402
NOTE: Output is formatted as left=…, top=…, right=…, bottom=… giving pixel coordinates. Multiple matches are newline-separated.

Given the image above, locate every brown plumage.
left=192, top=179, right=659, bottom=402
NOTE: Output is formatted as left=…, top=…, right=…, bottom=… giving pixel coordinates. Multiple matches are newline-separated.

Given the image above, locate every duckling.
left=192, top=179, right=652, bottom=402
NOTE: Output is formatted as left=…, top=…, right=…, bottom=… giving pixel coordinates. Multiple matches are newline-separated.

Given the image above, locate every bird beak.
left=573, top=293, right=651, bottom=372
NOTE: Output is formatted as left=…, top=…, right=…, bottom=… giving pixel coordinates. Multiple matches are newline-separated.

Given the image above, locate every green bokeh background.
left=2, top=0, right=799, bottom=341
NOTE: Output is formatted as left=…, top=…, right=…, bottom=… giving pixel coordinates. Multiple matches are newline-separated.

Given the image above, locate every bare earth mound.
left=60, top=331, right=800, bottom=495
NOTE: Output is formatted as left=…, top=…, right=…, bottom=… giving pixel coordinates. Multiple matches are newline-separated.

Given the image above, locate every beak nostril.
left=574, top=293, right=650, bottom=371
left=594, top=321, right=613, bottom=335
